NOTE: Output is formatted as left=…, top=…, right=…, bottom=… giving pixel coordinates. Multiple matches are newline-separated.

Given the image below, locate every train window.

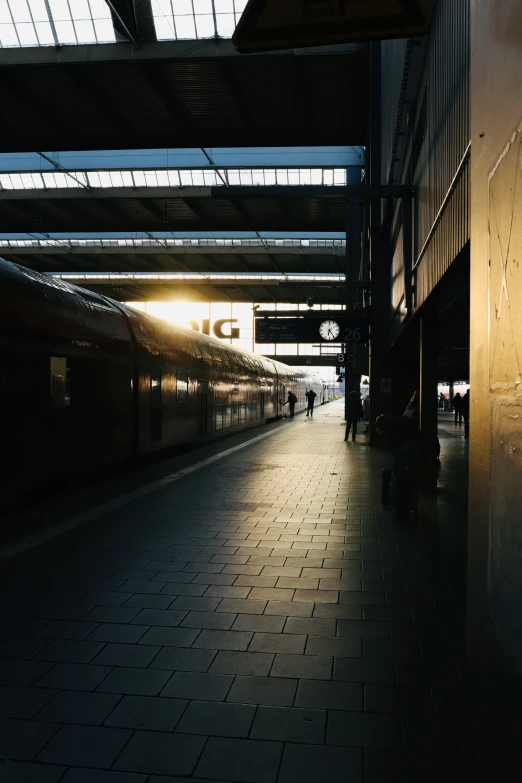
left=224, top=405, right=233, bottom=428
left=50, top=357, right=71, bottom=408
left=151, top=368, right=162, bottom=405
left=215, top=405, right=224, bottom=431
left=192, top=340, right=203, bottom=360
left=177, top=371, right=188, bottom=402
left=201, top=343, right=214, bottom=367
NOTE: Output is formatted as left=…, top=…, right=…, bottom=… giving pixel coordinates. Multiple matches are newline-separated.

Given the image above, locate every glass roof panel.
left=152, top=0, right=245, bottom=41
left=0, top=167, right=348, bottom=190
left=0, top=0, right=115, bottom=47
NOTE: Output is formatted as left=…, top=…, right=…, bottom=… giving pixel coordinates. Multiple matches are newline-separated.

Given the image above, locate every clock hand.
left=328, top=329, right=333, bottom=337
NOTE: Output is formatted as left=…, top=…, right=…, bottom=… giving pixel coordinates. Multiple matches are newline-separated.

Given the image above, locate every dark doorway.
left=197, top=381, right=210, bottom=436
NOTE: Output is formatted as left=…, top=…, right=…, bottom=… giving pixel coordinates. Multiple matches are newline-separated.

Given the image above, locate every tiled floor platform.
left=0, top=400, right=466, bottom=782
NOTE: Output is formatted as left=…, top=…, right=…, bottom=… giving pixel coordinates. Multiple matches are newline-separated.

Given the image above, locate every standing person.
left=344, top=390, right=364, bottom=442
left=281, top=390, right=297, bottom=418
left=438, top=392, right=445, bottom=410
left=376, top=412, right=423, bottom=515
left=461, top=389, right=470, bottom=438
left=305, top=389, right=317, bottom=417
left=453, top=392, right=463, bottom=425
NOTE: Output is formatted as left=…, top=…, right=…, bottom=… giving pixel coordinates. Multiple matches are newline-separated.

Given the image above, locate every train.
left=0, top=258, right=327, bottom=507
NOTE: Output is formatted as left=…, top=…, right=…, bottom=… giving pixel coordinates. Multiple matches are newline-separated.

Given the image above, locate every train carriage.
left=0, top=259, right=324, bottom=508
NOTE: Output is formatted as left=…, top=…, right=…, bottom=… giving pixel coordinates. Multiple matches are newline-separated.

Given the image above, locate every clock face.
left=319, top=319, right=340, bottom=341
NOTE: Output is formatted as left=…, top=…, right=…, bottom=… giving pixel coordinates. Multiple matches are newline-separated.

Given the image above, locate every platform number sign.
left=344, top=326, right=362, bottom=341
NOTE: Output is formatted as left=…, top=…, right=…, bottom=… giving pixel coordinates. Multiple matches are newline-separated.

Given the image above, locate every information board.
left=255, top=317, right=369, bottom=344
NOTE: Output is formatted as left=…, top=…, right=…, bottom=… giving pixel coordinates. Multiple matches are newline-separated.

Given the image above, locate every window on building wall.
left=177, top=371, right=188, bottom=402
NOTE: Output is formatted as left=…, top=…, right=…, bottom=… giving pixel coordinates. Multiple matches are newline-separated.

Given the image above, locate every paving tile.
left=363, top=606, right=414, bottom=622
left=0, top=761, right=66, bottom=783
left=60, top=770, right=147, bottom=783
left=402, top=715, right=453, bottom=752
left=293, top=589, right=339, bottom=604
left=337, top=620, right=389, bottom=639
left=248, top=632, right=305, bottom=655
left=161, top=671, right=233, bottom=701
left=170, top=596, right=222, bottom=612
left=38, top=603, right=94, bottom=621
left=35, top=639, right=105, bottom=663
left=363, top=750, right=448, bottom=783
left=180, top=611, right=236, bottom=630
left=327, top=711, right=404, bottom=749
left=271, top=654, right=332, bottom=680
left=193, top=630, right=253, bottom=651
left=364, top=684, right=435, bottom=716
left=216, top=598, right=267, bottom=615
left=38, top=724, right=126, bottom=769
left=305, top=636, right=362, bottom=658
left=35, top=620, right=99, bottom=640
left=159, top=583, right=208, bottom=597
left=250, top=705, right=326, bottom=744
left=284, top=617, right=336, bottom=636
left=0, top=659, right=53, bottom=686
left=203, top=586, right=251, bottom=599
left=96, top=667, right=171, bottom=696
left=195, top=737, right=283, bottom=783
left=278, top=743, right=363, bottom=783
left=0, top=638, right=53, bottom=659
left=264, top=601, right=313, bottom=617
left=210, top=650, right=274, bottom=676
left=138, top=628, right=199, bottom=647
left=92, top=642, right=161, bottom=668
left=248, top=588, right=295, bottom=601
left=363, top=639, right=422, bottom=661
left=231, top=614, right=285, bottom=633
left=276, top=577, right=320, bottom=589
left=0, top=718, right=60, bottom=761
left=114, top=731, right=206, bottom=776
left=149, top=646, right=216, bottom=672
left=79, top=591, right=133, bottom=607
left=36, top=691, right=121, bottom=725
left=150, top=572, right=198, bottom=584
left=226, top=675, right=297, bottom=706
left=35, top=662, right=113, bottom=691
left=177, top=700, right=256, bottom=737
left=0, top=684, right=56, bottom=718
left=333, top=657, right=396, bottom=684
left=104, top=695, right=187, bottom=730
left=129, top=609, right=187, bottom=627
left=339, top=592, right=386, bottom=606
left=312, top=604, right=362, bottom=620
left=87, top=624, right=149, bottom=644
left=295, top=679, right=363, bottom=710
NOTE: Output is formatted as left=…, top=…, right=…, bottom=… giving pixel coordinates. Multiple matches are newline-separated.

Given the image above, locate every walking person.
left=344, top=390, right=364, bottom=442
left=281, top=390, right=297, bottom=418
left=453, top=392, right=463, bottom=425
left=305, top=389, right=317, bottom=417
left=461, top=389, right=470, bottom=438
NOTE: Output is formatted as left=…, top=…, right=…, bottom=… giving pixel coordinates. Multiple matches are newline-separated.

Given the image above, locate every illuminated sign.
left=189, top=318, right=241, bottom=339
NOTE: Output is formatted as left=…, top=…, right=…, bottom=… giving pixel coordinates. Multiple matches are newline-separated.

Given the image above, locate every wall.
left=382, top=0, right=470, bottom=327
left=469, top=0, right=522, bottom=770
left=470, top=0, right=522, bottom=674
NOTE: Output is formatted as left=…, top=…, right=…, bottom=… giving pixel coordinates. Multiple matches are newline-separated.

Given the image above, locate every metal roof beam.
left=0, top=185, right=405, bottom=201
left=138, top=62, right=194, bottom=144
left=0, top=244, right=339, bottom=256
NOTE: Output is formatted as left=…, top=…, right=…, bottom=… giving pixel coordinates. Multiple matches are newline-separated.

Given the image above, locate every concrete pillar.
left=368, top=41, right=392, bottom=441
left=420, top=310, right=438, bottom=491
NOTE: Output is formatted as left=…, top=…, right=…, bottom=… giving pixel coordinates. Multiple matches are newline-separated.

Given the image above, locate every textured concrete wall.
left=469, top=0, right=522, bottom=682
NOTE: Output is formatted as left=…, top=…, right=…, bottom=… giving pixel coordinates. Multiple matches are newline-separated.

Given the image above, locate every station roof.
left=1, top=235, right=349, bottom=304
left=0, top=38, right=368, bottom=151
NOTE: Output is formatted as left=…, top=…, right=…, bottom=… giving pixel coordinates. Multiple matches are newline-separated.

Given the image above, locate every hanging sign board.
left=255, top=317, right=368, bottom=344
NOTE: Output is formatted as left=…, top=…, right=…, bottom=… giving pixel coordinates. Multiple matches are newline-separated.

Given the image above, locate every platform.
left=0, top=400, right=466, bottom=782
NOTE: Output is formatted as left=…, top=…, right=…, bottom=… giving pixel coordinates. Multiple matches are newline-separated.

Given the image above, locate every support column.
left=368, top=41, right=392, bottom=441
left=420, top=310, right=438, bottom=490
left=345, top=200, right=362, bottom=421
